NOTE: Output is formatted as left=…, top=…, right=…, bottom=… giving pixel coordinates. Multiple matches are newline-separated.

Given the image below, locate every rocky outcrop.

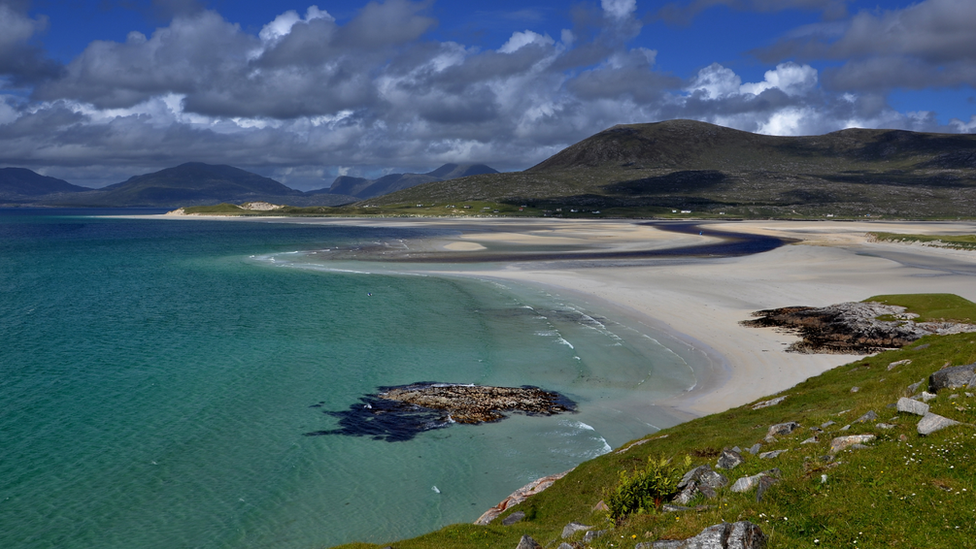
left=640, top=521, right=767, bottom=549
left=742, top=302, right=976, bottom=353
left=929, top=363, right=976, bottom=392
left=378, top=383, right=575, bottom=424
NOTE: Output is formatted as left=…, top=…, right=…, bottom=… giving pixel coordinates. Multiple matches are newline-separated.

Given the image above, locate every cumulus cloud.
left=0, top=1, right=61, bottom=84
left=1, top=0, right=973, bottom=189
left=754, top=0, right=976, bottom=91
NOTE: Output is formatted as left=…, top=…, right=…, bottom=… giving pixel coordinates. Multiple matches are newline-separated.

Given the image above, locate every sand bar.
left=152, top=214, right=976, bottom=417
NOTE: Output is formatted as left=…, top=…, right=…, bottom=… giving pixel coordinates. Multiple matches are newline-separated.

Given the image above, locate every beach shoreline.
left=146, top=214, right=976, bottom=418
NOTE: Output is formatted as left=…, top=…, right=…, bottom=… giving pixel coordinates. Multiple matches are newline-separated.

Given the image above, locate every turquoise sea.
left=0, top=209, right=703, bottom=548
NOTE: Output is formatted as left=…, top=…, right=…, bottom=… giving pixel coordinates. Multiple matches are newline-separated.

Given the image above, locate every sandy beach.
left=306, top=217, right=976, bottom=417
left=160, top=214, right=976, bottom=417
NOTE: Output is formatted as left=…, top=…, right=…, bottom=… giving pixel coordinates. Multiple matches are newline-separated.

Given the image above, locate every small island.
left=306, top=382, right=576, bottom=442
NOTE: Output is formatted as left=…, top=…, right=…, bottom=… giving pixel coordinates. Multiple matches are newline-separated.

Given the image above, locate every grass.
left=869, top=232, right=976, bottom=250
left=865, top=293, right=976, bottom=323
left=329, top=296, right=976, bottom=549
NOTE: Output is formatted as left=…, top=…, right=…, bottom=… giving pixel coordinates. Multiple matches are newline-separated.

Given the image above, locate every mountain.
left=309, top=163, right=498, bottom=199
left=88, top=162, right=305, bottom=206
left=0, top=168, right=91, bottom=202
left=360, top=120, right=976, bottom=218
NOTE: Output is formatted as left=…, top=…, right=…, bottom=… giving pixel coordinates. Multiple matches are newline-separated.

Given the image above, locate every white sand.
left=409, top=219, right=976, bottom=416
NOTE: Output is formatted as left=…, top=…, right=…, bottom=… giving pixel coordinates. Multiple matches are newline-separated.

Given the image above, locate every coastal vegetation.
left=331, top=294, right=976, bottom=549
left=869, top=232, right=976, bottom=250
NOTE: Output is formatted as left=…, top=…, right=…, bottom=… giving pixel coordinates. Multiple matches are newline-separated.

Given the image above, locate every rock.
left=821, top=421, right=836, bottom=429
left=752, top=396, right=787, bottom=410
left=561, top=521, right=592, bottom=539
left=917, top=413, right=963, bottom=435
left=897, top=397, right=930, bottom=416
left=801, top=436, right=819, bottom=444
left=742, top=301, right=976, bottom=353
left=907, top=380, right=925, bottom=394
left=748, top=443, right=762, bottom=455
left=850, top=387, right=860, bottom=393
left=716, top=449, right=745, bottom=470
left=829, top=434, right=876, bottom=453
left=877, top=423, right=897, bottom=430
left=929, top=363, right=976, bottom=393
left=653, top=521, right=767, bottom=549
left=516, top=535, right=541, bottom=549
left=502, top=511, right=525, bottom=526
left=474, top=470, right=571, bottom=525
left=855, top=411, right=878, bottom=424
left=765, top=422, right=800, bottom=442
left=557, top=544, right=573, bottom=549
left=919, top=392, right=937, bottom=402
left=592, top=500, right=609, bottom=512
left=731, top=474, right=764, bottom=493
left=755, top=475, right=779, bottom=502
left=582, top=529, right=606, bottom=542
left=888, top=359, right=911, bottom=371
left=913, top=343, right=931, bottom=350
left=378, top=382, right=575, bottom=424
left=759, top=450, right=787, bottom=459
left=677, top=465, right=728, bottom=503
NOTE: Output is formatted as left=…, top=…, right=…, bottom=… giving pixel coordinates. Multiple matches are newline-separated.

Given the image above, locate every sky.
left=2, top=0, right=975, bottom=190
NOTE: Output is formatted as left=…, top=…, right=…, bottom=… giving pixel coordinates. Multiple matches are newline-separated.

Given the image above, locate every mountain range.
left=5, top=120, right=976, bottom=217
left=0, top=162, right=496, bottom=208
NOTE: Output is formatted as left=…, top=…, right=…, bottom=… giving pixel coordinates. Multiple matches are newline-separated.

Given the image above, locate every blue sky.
left=2, top=0, right=975, bottom=189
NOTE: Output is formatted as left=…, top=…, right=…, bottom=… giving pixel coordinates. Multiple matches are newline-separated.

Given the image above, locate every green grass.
left=869, top=232, right=976, bottom=250
left=865, top=293, right=976, bottom=323
left=329, top=302, right=976, bottom=549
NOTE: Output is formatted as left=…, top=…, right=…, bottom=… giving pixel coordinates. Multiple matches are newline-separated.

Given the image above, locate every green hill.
left=359, top=120, right=976, bottom=219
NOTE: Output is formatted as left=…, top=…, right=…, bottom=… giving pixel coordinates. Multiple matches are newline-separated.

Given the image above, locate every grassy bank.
left=331, top=296, right=976, bottom=549
left=869, top=232, right=976, bottom=250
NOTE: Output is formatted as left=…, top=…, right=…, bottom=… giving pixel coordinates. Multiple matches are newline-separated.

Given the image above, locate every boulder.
left=730, top=470, right=780, bottom=494
left=582, top=529, right=606, bottom=542
left=929, top=363, right=976, bottom=393
left=854, top=411, right=878, bottom=424
left=759, top=450, right=787, bottom=459
left=752, top=396, right=787, bottom=410
left=716, top=449, right=745, bottom=470
left=896, top=397, right=929, bottom=416
left=829, top=434, right=876, bottom=453
left=650, top=521, right=767, bottom=548
left=755, top=475, right=779, bottom=503
left=515, top=535, right=541, bottom=549
left=917, top=413, right=963, bottom=435
left=676, top=465, right=728, bottom=504
left=765, top=422, right=800, bottom=442
left=501, top=511, right=525, bottom=526
left=561, top=521, right=592, bottom=539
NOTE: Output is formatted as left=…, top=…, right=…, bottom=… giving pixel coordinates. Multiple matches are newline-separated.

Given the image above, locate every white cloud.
left=602, top=0, right=637, bottom=20
left=259, top=6, right=333, bottom=42
left=499, top=30, right=555, bottom=53
left=688, top=63, right=742, bottom=99
left=740, top=62, right=818, bottom=96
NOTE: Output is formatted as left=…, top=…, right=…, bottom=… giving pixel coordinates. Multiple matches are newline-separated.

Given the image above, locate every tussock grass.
left=330, top=296, right=976, bottom=549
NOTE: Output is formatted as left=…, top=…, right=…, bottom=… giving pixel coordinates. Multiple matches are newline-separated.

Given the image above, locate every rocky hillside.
left=361, top=120, right=976, bottom=219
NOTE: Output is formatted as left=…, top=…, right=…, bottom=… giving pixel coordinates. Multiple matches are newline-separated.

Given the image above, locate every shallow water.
left=0, top=210, right=700, bottom=548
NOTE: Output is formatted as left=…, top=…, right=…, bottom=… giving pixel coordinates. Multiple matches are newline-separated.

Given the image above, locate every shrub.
left=605, top=455, right=689, bottom=523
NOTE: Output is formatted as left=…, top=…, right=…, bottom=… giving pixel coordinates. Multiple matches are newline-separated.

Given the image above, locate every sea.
left=0, top=209, right=705, bottom=548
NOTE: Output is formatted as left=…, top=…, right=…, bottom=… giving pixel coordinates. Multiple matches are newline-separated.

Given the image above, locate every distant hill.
left=361, top=120, right=976, bottom=219
left=0, top=168, right=90, bottom=203
left=309, top=163, right=498, bottom=199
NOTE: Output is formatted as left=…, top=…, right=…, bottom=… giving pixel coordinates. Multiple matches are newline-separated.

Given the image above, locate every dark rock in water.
left=742, top=302, right=976, bottom=354
left=304, top=382, right=576, bottom=442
